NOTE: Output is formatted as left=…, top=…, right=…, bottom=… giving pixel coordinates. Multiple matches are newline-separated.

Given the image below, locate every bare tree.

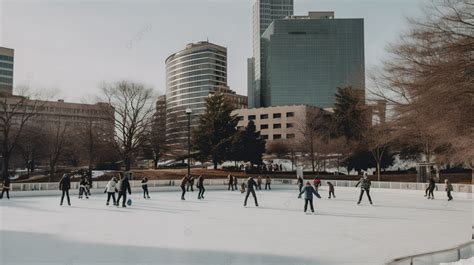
left=100, top=81, right=156, bottom=171
left=362, top=122, right=393, bottom=181
left=266, top=139, right=290, bottom=159
left=42, top=117, right=70, bottom=181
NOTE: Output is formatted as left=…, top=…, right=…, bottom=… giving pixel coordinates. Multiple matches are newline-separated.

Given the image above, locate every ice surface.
left=441, top=257, right=474, bottom=265
left=0, top=187, right=472, bottom=265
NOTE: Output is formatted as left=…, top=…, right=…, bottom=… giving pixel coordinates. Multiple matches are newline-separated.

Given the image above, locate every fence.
left=386, top=241, right=473, bottom=265
left=8, top=178, right=473, bottom=196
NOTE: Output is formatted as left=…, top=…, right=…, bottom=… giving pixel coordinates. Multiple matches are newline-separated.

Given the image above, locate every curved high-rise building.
left=165, top=41, right=246, bottom=153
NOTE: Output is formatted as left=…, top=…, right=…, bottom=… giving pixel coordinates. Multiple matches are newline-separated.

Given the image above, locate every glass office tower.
left=0, top=47, right=14, bottom=96
left=261, top=12, right=365, bottom=108
left=248, top=0, right=294, bottom=108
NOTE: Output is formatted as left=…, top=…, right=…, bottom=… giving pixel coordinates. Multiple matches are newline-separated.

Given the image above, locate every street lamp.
left=185, top=108, right=192, bottom=177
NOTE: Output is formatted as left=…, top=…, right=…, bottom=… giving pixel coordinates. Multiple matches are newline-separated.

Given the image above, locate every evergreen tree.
left=332, top=86, right=367, bottom=141
left=192, top=93, right=238, bottom=169
left=231, top=120, right=266, bottom=166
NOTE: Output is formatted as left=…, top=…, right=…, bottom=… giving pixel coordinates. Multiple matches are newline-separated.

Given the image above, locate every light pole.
left=185, top=108, right=192, bottom=177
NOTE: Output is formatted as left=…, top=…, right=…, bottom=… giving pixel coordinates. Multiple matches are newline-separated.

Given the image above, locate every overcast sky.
left=0, top=0, right=425, bottom=103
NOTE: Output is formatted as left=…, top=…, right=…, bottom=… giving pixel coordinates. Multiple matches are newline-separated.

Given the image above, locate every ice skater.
left=227, top=174, right=234, bottom=191
left=265, top=175, right=272, bottom=190
left=233, top=176, right=238, bottom=190
left=0, top=176, right=11, bottom=200
left=117, top=176, right=131, bottom=207
left=445, top=179, right=453, bottom=201
left=298, top=181, right=321, bottom=213
left=297, top=176, right=304, bottom=198
left=78, top=176, right=89, bottom=199
left=59, top=174, right=71, bottom=206
left=425, top=177, right=436, bottom=199
left=104, top=177, right=118, bottom=205
left=197, top=175, right=205, bottom=199
left=327, top=181, right=336, bottom=199
left=187, top=175, right=194, bottom=192
left=244, top=176, right=259, bottom=207
left=141, top=177, right=150, bottom=199
left=356, top=172, right=372, bottom=205
left=180, top=175, right=189, bottom=200
left=257, top=176, right=263, bottom=190
left=240, top=182, right=247, bottom=194
left=313, top=177, right=321, bottom=192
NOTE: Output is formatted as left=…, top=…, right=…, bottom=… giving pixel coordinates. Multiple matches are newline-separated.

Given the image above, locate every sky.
left=0, top=0, right=426, bottom=103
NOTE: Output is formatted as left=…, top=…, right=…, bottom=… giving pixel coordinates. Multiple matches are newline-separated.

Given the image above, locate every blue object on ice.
left=127, top=199, right=132, bottom=206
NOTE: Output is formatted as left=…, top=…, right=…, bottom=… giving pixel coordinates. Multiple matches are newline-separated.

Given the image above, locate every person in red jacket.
left=313, top=177, right=321, bottom=192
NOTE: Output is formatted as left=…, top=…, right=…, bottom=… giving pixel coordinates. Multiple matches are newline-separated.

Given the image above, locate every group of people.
left=236, top=175, right=272, bottom=192
left=424, top=176, right=454, bottom=201
left=180, top=174, right=205, bottom=200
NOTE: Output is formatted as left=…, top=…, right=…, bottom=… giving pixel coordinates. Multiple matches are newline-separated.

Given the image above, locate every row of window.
left=261, top=134, right=295, bottom=140
left=0, top=62, right=13, bottom=69
left=239, top=111, right=294, bottom=121
left=0, top=77, right=13, bottom=84
left=259, top=123, right=293, bottom=129
left=168, top=74, right=226, bottom=87
left=168, top=80, right=225, bottom=92
left=0, top=55, right=13, bottom=62
left=0, top=69, right=13, bottom=76
left=167, top=52, right=226, bottom=70
left=167, top=69, right=226, bottom=83
left=167, top=63, right=226, bottom=77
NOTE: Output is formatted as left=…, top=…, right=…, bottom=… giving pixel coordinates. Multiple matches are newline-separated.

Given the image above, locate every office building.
left=0, top=47, right=14, bottom=96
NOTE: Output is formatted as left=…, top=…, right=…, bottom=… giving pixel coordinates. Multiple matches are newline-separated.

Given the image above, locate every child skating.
left=298, top=182, right=321, bottom=213
left=104, top=177, right=118, bottom=206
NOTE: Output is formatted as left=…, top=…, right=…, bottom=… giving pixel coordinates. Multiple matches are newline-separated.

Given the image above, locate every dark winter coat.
left=181, top=177, right=188, bottom=187
left=120, top=177, right=132, bottom=194
left=59, top=175, right=71, bottom=191
left=356, top=177, right=371, bottom=190
left=327, top=182, right=334, bottom=192
left=247, top=177, right=258, bottom=191
left=297, top=177, right=304, bottom=186
left=197, top=176, right=204, bottom=188
left=428, top=178, right=436, bottom=189
left=2, top=178, right=10, bottom=189
left=141, top=179, right=148, bottom=187
left=299, top=185, right=321, bottom=200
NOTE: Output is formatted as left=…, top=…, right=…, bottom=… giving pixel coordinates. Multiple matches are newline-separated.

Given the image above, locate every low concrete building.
left=232, top=104, right=330, bottom=143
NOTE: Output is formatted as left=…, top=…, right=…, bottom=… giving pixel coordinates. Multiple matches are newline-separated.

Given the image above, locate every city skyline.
left=1, top=0, right=425, bottom=103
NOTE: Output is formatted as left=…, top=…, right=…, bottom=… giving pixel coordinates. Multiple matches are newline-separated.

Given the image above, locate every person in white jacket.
left=104, top=177, right=118, bottom=206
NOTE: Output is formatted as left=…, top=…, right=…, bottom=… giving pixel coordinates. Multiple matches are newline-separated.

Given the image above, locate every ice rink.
left=0, top=187, right=472, bottom=265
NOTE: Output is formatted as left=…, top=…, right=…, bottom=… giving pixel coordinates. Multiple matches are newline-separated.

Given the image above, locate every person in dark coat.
left=298, top=182, right=321, bottom=213
left=297, top=176, right=304, bottom=198
left=117, top=176, right=131, bottom=207
left=78, top=176, right=89, bottom=199
left=265, top=176, right=272, bottom=190
left=233, top=176, right=238, bottom=190
left=197, top=175, right=205, bottom=199
left=244, top=177, right=259, bottom=207
left=187, top=176, right=195, bottom=192
left=356, top=172, right=372, bottom=205
left=445, top=179, right=453, bottom=201
left=227, top=174, right=234, bottom=191
left=327, top=181, right=336, bottom=199
left=0, top=177, right=11, bottom=199
left=59, top=174, right=71, bottom=206
left=257, top=176, right=263, bottom=190
left=142, top=177, right=150, bottom=199
left=425, top=177, right=436, bottom=199
left=180, top=175, right=189, bottom=200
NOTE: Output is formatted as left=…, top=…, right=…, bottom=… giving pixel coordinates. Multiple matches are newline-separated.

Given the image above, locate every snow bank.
left=440, top=257, right=474, bottom=265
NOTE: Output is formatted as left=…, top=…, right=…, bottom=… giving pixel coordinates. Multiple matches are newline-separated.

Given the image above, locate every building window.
left=238, top=116, right=244, bottom=121
left=248, top=115, right=256, bottom=120
left=273, top=113, right=281, bottom=119
left=262, top=135, right=268, bottom=140
left=261, top=124, right=268, bottom=130
left=274, top=134, right=282, bottom=139
left=286, top=123, right=293, bottom=128
left=273, top=124, right=281, bottom=129
left=287, top=134, right=295, bottom=139
left=286, top=112, right=295, bottom=118
left=260, top=114, right=268, bottom=119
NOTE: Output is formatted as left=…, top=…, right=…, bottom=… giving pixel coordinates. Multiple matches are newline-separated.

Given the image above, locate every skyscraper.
left=165, top=41, right=247, bottom=154
left=249, top=0, right=294, bottom=108
left=259, top=12, right=365, bottom=108
left=0, top=47, right=14, bottom=96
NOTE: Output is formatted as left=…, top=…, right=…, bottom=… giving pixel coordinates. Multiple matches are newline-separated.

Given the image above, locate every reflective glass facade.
left=0, top=47, right=14, bottom=96
left=260, top=17, right=365, bottom=108
left=165, top=42, right=228, bottom=150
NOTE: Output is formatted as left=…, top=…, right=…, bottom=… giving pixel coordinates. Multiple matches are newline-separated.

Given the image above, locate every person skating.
left=257, top=176, right=263, bottom=190
left=233, top=176, right=238, bottom=190
left=78, top=176, right=89, bottom=199
left=313, top=177, right=321, bottom=192
left=297, top=176, right=304, bottom=198
left=197, top=175, right=205, bottom=199
left=265, top=176, right=272, bottom=190
left=59, top=174, right=71, bottom=206
left=0, top=177, right=11, bottom=200
left=117, top=176, right=131, bottom=207
left=425, top=177, right=436, bottom=199
left=142, top=177, right=150, bottom=199
left=104, top=177, right=118, bottom=205
left=244, top=176, right=259, bottom=207
left=180, top=175, right=189, bottom=200
left=445, top=179, right=453, bottom=201
left=187, top=176, right=195, bottom=192
left=356, top=172, right=372, bottom=205
left=240, top=182, right=247, bottom=194
left=327, top=181, right=336, bottom=199
left=227, top=174, right=234, bottom=191
left=298, top=182, right=321, bottom=213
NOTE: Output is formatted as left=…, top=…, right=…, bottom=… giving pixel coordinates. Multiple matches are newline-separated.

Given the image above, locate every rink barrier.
left=386, top=241, right=473, bottom=265
left=6, top=179, right=473, bottom=197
